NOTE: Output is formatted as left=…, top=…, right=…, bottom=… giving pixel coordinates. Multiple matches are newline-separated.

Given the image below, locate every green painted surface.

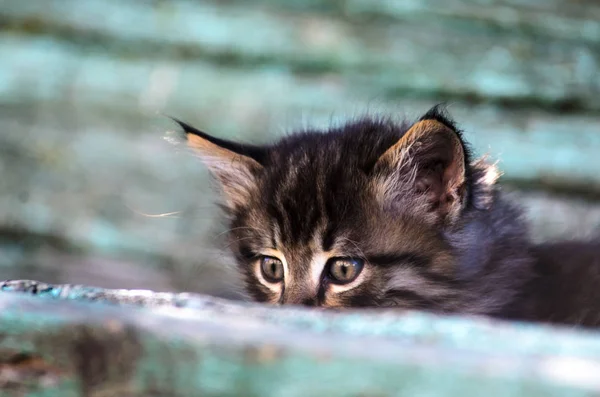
left=0, top=0, right=600, bottom=328
left=1, top=280, right=600, bottom=396
left=2, top=0, right=600, bottom=107
left=1, top=4, right=599, bottom=396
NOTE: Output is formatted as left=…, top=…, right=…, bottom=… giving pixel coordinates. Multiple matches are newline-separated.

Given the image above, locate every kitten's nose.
left=300, top=297, right=318, bottom=307
left=281, top=288, right=319, bottom=307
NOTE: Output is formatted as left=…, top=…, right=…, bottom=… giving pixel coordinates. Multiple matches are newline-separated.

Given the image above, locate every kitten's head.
left=178, top=106, right=500, bottom=310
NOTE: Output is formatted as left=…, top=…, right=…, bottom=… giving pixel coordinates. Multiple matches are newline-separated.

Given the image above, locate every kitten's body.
left=512, top=242, right=600, bottom=326
left=177, top=107, right=600, bottom=328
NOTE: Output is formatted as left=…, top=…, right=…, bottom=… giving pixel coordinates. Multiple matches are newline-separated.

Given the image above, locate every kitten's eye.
left=328, top=258, right=364, bottom=284
left=260, top=256, right=284, bottom=283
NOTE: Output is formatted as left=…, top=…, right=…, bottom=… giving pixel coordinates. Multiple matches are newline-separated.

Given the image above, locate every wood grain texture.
left=0, top=0, right=599, bottom=295
left=1, top=280, right=600, bottom=396
left=2, top=0, right=599, bottom=109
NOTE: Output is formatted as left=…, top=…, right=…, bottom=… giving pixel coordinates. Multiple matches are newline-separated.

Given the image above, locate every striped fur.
left=177, top=106, right=600, bottom=328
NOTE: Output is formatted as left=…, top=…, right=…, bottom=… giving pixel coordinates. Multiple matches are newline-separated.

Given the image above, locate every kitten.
left=175, top=106, right=600, bottom=328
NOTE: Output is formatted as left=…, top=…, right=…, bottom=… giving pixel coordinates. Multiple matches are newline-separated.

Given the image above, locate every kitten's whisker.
left=222, top=236, right=259, bottom=251
left=125, top=204, right=184, bottom=219
left=337, top=237, right=368, bottom=262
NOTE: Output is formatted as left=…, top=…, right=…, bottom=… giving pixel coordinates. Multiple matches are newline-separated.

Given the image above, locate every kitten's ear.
left=373, top=108, right=468, bottom=224
left=174, top=119, right=265, bottom=210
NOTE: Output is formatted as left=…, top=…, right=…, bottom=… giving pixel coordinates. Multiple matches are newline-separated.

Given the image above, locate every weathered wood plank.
left=1, top=35, right=600, bottom=188
left=1, top=280, right=600, bottom=396
left=244, top=0, right=600, bottom=44
left=1, top=0, right=600, bottom=297
left=1, top=98, right=600, bottom=293
left=1, top=0, right=599, bottom=109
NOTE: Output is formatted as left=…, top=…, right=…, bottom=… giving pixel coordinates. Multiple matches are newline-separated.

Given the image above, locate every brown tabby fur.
left=175, top=106, right=600, bottom=328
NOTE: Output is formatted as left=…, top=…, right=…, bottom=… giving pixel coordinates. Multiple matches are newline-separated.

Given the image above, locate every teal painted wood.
left=2, top=0, right=600, bottom=109
left=1, top=1, right=600, bottom=299
left=1, top=34, right=600, bottom=190
left=1, top=280, right=600, bottom=396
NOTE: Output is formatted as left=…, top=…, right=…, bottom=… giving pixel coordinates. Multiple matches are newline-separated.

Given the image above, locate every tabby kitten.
left=175, top=106, right=600, bottom=328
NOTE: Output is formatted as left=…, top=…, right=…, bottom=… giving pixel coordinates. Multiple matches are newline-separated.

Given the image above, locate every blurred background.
left=1, top=0, right=600, bottom=299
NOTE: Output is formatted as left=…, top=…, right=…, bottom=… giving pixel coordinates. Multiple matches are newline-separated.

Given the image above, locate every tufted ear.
left=373, top=108, right=468, bottom=224
left=174, top=119, right=266, bottom=210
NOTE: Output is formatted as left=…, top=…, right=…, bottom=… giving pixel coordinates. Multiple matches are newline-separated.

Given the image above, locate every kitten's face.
left=179, top=107, right=482, bottom=310
left=225, top=156, right=458, bottom=309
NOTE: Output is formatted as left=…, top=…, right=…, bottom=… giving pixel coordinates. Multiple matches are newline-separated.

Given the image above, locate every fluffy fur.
left=176, top=105, right=600, bottom=328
